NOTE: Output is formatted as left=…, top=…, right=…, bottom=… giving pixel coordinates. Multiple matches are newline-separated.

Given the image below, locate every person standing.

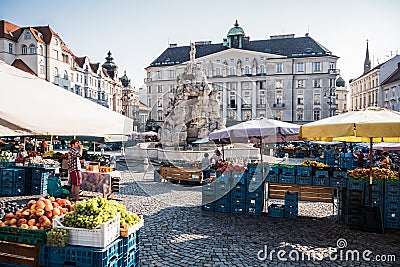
left=68, top=139, right=83, bottom=200
left=210, top=149, right=222, bottom=164
left=41, top=139, right=47, bottom=153
left=201, top=153, right=211, bottom=182
left=380, top=152, right=392, bottom=169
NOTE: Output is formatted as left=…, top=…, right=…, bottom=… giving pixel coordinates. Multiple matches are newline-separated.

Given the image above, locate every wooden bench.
left=160, top=166, right=202, bottom=184
left=268, top=183, right=334, bottom=203
left=0, top=241, right=41, bottom=267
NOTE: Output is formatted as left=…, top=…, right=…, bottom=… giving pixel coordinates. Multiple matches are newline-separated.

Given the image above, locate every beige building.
left=0, top=20, right=131, bottom=114
left=350, top=42, right=400, bottom=111
left=145, top=21, right=341, bottom=124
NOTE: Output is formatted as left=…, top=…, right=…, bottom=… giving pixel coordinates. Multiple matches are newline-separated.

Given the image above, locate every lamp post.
left=324, top=87, right=336, bottom=117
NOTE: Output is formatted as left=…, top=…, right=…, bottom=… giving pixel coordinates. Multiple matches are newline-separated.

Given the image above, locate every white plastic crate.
left=52, top=213, right=120, bottom=248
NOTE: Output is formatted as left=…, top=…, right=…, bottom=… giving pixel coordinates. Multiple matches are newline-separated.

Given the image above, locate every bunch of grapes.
left=63, top=197, right=118, bottom=229
left=47, top=228, right=69, bottom=247
left=108, top=200, right=141, bottom=227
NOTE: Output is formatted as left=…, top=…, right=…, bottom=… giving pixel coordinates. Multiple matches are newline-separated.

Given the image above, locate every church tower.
left=364, top=40, right=371, bottom=74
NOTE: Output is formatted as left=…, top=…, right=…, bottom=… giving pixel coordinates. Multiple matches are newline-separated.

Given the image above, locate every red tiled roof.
left=11, top=59, right=37, bottom=76
left=31, top=25, right=60, bottom=44
left=0, top=20, right=22, bottom=41
left=74, top=56, right=86, bottom=68
left=61, top=43, right=74, bottom=56
left=90, top=63, right=99, bottom=73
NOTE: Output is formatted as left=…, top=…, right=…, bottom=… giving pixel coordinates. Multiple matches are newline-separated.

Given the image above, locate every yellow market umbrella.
left=300, top=107, right=400, bottom=204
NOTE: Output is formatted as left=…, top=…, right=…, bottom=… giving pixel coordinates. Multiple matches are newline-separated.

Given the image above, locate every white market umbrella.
left=0, top=61, right=133, bottom=136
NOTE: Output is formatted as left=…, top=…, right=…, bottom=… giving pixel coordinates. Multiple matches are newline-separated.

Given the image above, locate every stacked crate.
left=230, top=172, right=246, bottom=214
left=279, top=166, right=295, bottom=184
left=330, top=170, right=348, bottom=188
left=266, top=165, right=279, bottom=183
left=246, top=172, right=263, bottom=215
left=0, top=168, right=25, bottom=196
left=28, top=168, right=55, bottom=195
left=215, top=172, right=232, bottom=213
left=341, top=188, right=364, bottom=227
left=384, top=180, right=400, bottom=229
left=296, top=166, right=312, bottom=185
left=267, top=204, right=285, bottom=218
left=313, top=168, right=330, bottom=186
left=338, top=153, right=355, bottom=170
left=284, top=192, right=298, bottom=218
left=364, top=180, right=384, bottom=210
left=201, top=181, right=216, bottom=211
left=323, top=150, right=336, bottom=167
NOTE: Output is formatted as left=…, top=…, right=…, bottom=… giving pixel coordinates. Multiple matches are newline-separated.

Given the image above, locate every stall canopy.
left=0, top=61, right=133, bottom=136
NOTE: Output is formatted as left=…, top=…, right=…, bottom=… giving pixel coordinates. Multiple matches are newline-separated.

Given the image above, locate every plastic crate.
left=53, top=213, right=120, bottom=248
left=266, top=173, right=279, bottom=183
left=268, top=204, right=285, bottom=218
left=246, top=205, right=262, bottom=215
left=215, top=181, right=231, bottom=198
left=313, top=176, right=330, bottom=186
left=215, top=202, right=231, bottom=213
left=385, top=190, right=400, bottom=202
left=384, top=218, right=400, bottom=229
left=201, top=202, right=215, bottom=211
left=120, top=247, right=139, bottom=267
left=247, top=165, right=263, bottom=175
left=40, top=236, right=121, bottom=267
left=121, top=231, right=140, bottom=255
left=282, top=166, right=296, bottom=176
left=284, top=211, right=298, bottom=219
left=246, top=187, right=262, bottom=200
left=0, top=227, right=48, bottom=244
left=248, top=182, right=262, bottom=193
left=347, top=179, right=366, bottom=191
left=384, top=201, right=400, bottom=210
left=0, top=162, right=16, bottom=168
left=247, top=173, right=264, bottom=184
left=231, top=183, right=246, bottom=197
left=231, top=203, right=246, bottom=214
left=385, top=180, right=400, bottom=192
left=279, top=174, right=295, bottom=184
left=202, top=182, right=216, bottom=196
left=296, top=175, right=312, bottom=185
left=330, top=175, right=347, bottom=187
left=296, top=166, right=312, bottom=177
left=231, top=172, right=247, bottom=185
left=216, top=172, right=230, bottom=184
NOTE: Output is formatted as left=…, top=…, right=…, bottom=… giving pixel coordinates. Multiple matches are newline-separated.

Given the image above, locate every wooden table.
left=160, top=166, right=203, bottom=184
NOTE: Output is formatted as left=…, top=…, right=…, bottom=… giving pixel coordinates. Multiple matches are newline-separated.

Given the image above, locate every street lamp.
left=324, top=87, right=336, bottom=117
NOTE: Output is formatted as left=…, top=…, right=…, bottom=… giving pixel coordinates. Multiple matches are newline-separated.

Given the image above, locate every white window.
left=157, top=99, right=162, bottom=107
left=54, top=67, right=59, bottom=77
left=314, top=110, right=320, bottom=121
left=216, top=59, right=221, bottom=64
left=64, top=71, right=68, bottom=80
left=260, top=56, right=264, bottom=61
left=39, top=65, right=44, bottom=74
left=243, top=110, right=251, bottom=120
left=169, top=70, right=175, bottom=79
left=313, top=79, right=321, bottom=88
left=24, top=31, right=31, bottom=39
left=276, top=90, right=282, bottom=104
left=297, top=94, right=304, bottom=105
left=297, top=110, right=304, bottom=121
left=296, top=63, right=304, bottom=72
left=244, top=66, right=250, bottom=74
left=329, top=62, right=335, bottom=70
left=29, top=44, right=36, bottom=54
left=314, top=93, right=321, bottom=105
left=21, top=45, right=27, bottom=55
left=156, top=71, right=162, bottom=79
left=313, top=62, right=321, bottom=72
left=230, top=58, right=234, bottom=63
left=157, top=111, right=163, bottom=121
left=229, top=67, right=235, bottom=76
left=157, top=85, right=163, bottom=93
left=8, top=43, right=13, bottom=54
left=276, top=80, right=283, bottom=89
left=215, top=68, right=221, bottom=76
left=297, top=80, right=305, bottom=88
left=276, top=63, right=283, bottom=73
left=245, top=57, right=249, bottom=62
left=259, top=65, right=265, bottom=74
left=53, top=49, right=58, bottom=60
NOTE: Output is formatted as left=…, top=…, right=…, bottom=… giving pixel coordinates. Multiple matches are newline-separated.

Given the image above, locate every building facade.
left=0, top=20, right=135, bottom=115
left=145, top=21, right=341, bottom=124
left=349, top=41, right=400, bottom=111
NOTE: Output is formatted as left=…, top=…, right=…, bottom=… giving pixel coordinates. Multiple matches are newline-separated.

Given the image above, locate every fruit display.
left=26, top=157, right=60, bottom=167
left=47, top=228, right=69, bottom=247
left=348, top=167, right=399, bottom=180
left=0, top=150, right=14, bottom=162
left=0, top=201, right=26, bottom=220
left=223, top=163, right=246, bottom=173
left=62, top=197, right=141, bottom=230
left=300, top=160, right=329, bottom=168
left=0, top=197, right=74, bottom=230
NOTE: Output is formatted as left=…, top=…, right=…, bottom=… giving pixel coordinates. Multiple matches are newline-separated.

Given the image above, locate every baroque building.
left=0, top=20, right=134, bottom=115
left=349, top=41, right=400, bottom=111
left=145, top=21, right=340, bottom=124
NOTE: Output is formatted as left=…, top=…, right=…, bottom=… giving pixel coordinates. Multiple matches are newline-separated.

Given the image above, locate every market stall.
left=81, top=169, right=121, bottom=197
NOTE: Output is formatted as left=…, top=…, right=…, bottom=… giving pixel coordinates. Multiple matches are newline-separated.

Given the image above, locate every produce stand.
left=81, top=170, right=121, bottom=199
left=160, top=166, right=203, bottom=184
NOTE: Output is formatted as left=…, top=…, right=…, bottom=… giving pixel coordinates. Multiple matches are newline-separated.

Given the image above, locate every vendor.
left=210, top=149, right=222, bottom=164
left=380, top=152, right=392, bottom=169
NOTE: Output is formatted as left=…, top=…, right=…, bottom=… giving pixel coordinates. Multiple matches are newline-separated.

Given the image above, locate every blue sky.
left=1, top=0, right=399, bottom=88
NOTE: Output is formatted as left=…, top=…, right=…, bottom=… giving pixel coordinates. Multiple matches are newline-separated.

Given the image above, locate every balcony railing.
left=143, top=78, right=152, bottom=83
left=329, top=69, right=340, bottom=74
left=228, top=104, right=237, bottom=109
left=257, top=104, right=266, bottom=109
left=242, top=104, right=252, bottom=109
left=272, top=103, right=285, bottom=109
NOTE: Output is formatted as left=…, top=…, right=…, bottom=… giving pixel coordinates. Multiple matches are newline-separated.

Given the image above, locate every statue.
left=190, top=43, right=196, bottom=62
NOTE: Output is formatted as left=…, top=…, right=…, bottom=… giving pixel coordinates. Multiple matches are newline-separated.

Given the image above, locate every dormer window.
left=24, top=31, right=31, bottom=40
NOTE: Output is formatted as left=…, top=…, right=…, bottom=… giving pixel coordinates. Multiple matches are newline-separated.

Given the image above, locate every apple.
left=17, top=218, right=27, bottom=226
left=9, top=218, right=17, bottom=226
left=29, top=225, right=38, bottom=230
left=5, top=213, right=14, bottom=220
left=52, top=202, right=59, bottom=208
left=35, top=208, right=45, bottom=217
left=36, top=200, right=45, bottom=210
left=41, top=217, right=51, bottom=227
left=30, top=204, right=37, bottom=211
left=52, top=207, right=60, bottom=217
left=28, top=219, right=36, bottom=226
left=0, top=221, right=4, bottom=227
left=44, top=210, right=53, bottom=219
left=49, top=196, right=55, bottom=202
left=21, top=210, right=30, bottom=218
left=20, top=224, right=29, bottom=229
left=44, top=203, right=53, bottom=211
left=27, top=200, right=36, bottom=208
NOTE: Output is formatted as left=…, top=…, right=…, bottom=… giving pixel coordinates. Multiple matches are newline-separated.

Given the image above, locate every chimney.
left=169, top=43, right=177, bottom=48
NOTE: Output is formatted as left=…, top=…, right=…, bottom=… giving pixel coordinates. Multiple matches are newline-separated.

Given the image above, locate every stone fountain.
left=159, top=43, right=225, bottom=148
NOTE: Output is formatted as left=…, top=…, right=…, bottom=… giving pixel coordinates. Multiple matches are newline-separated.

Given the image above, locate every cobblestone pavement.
left=1, top=160, right=400, bottom=266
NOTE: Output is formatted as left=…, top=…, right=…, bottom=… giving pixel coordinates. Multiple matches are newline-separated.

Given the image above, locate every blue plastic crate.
left=330, top=175, right=347, bottom=187
left=266, top=173, right=279, bottom=183
left=284, top=205, right=298, bottom=214
left=231, top=202, right=246, bottom=214
left=385, top=191, right=400, bottom=202
left=231, top=194, right=246, bottom=205
left=247, top=173, right=264, bottom=185
left=385, top=181, right=400, bottom=192
left=231, top=172, right=247, bottom=185
left=268, top=204, right=285, bottom=218
left=120, top=248, right=139, bottom=267
left=202, top=202, right=215, bottom=211
left=384, top=218, right=400, bottom=229
left=121, top=231, right=140, bottom=255
left=296, top=175, right=312, bottom=185
left=231, top=183, right=246, bottom=197
left=215, top=202, right=231, bottom=213
left=315, top=170, right=329, bottom=178
left=384, top=201, right=400, bottom=210
left=284, top=211, right=298, bottom=218
left=282, top=166, right=296, bottom=176
left=296, top=166, right=312, bottom=177
left=285, top=191, right=298, bottom=201
left=246, top=187, right=262, bottom=200
left=215, top=181, right=231, bottom=198
left=247, top=165, right=263, bottom=175
left=40, top=237, right=121, bottom=267
left=202, top=182, right=216, bottom=196
left=313, top=176, right=330, bottom=186
left=216, top=172, right=230, bottom=184
left=385, top=208, right=400, bottom=220
left=279, top=174, right=295, bottom=184
left=347, top=179, right=366, bottom=191
left=270, top=166, right=280, bottom=175
left=248, top=182, right=262, bottom=193
left=246, top=204, right=262, bottom=215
